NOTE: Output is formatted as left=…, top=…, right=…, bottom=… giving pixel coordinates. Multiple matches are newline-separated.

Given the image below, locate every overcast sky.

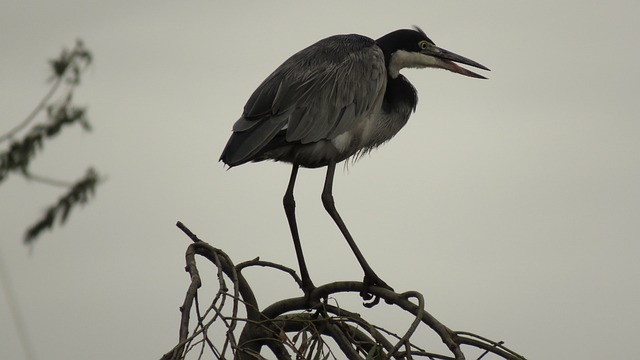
left=1, top=1, right=639, bottom=359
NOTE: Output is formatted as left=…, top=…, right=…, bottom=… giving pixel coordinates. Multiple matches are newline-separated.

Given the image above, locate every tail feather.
left=220, top=118, right=285, bottom=167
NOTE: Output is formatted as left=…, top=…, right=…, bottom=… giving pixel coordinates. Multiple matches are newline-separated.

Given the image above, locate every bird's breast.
left=331, top=108, right=410, bottom=158
left=258, top=109, right=409, bottom=168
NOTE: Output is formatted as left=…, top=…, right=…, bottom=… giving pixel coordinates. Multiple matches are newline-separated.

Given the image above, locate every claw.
left=363, top=295, right=381, bottom=308
left=360, top=273, right=394, bottom=307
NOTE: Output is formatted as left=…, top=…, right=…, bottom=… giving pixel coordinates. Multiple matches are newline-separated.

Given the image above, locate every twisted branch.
left=162, top=222, right=527, bottom=360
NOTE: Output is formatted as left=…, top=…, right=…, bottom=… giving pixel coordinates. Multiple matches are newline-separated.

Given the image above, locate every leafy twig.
left=0, top=93, right=90, bottom=183
left=0, top=39, right=91, bottom=143
left=24, top=168, right=100, bottom=244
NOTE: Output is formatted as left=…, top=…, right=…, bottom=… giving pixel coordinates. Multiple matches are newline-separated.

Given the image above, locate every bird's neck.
left=382, top=74, right=417, bottom=115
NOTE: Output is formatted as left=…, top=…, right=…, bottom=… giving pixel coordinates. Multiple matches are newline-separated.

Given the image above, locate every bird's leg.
left=321, top=162, right=394, bottom=295
left=283, top=165, right=316, bottom=295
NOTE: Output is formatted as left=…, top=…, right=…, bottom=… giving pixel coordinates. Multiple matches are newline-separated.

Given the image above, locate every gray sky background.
left=1, top=1, right=639, bottom=359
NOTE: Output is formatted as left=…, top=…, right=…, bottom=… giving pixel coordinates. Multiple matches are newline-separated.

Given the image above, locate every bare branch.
left=163, top=222, right=527, bottom=360
left=236, top=259, right=304, bottom=289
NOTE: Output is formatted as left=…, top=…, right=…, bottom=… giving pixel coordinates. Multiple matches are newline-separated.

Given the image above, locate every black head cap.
left=376, top=26, right=435, bottom=58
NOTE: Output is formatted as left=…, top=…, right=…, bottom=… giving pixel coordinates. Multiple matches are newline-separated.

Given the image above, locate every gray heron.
left=220, top=27, right=489, bottom=298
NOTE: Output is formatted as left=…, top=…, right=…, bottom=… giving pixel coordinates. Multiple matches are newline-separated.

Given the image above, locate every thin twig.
left=236, top=259, right=304, bottom=289
left=23, top=171, right=74, bottom=187
left=164, top=229, right=527, bottom=360
left=386, top=291, right=425, bottom=359
left=0, top=77, right=63, bottom=143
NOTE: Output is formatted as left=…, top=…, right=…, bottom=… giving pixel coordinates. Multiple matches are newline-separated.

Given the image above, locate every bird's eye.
left=418, top=40, right=430, bottom=50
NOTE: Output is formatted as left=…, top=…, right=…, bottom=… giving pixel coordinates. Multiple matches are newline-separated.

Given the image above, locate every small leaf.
left=24, top=168, right=100, bottom=244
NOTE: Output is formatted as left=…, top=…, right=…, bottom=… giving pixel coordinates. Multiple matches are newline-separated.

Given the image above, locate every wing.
left=220, top=34, right=387, bottom=166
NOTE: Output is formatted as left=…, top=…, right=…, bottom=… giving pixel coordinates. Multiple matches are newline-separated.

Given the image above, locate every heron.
left=220, top=27, right=489, bottom=297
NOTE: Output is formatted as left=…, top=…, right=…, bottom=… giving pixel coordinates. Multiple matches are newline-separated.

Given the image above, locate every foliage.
left=0, top=39, right=101, bottom=244
left=23, top=168, right=100, bottom=244
left=0, top=93, right=90, bottom=182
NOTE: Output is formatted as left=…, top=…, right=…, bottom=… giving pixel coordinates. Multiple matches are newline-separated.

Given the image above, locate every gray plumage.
left=219, top=28, right=489, bottom=297
left=221, top=34, right=412, bottom=168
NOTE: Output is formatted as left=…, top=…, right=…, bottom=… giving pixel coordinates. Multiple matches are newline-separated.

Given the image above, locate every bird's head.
left=377, top=26, right=490, bottom=79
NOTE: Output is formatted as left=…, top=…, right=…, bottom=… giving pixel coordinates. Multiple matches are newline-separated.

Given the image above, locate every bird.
left=220, top=27, right=489, bottom=298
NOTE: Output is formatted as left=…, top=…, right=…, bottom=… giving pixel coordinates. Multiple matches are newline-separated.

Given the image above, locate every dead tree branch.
left=162, top=222, right=527, bottom=360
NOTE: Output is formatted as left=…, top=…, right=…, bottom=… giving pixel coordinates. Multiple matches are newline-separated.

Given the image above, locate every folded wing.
left=220, top=34, right=386, bottom=166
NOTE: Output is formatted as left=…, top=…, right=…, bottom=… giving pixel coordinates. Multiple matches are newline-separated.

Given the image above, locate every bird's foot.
left=361, top=273, right=394, bottom=308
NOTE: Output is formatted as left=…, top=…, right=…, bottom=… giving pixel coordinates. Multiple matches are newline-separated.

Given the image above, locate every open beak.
left=422, top=46, right=490, bottom=79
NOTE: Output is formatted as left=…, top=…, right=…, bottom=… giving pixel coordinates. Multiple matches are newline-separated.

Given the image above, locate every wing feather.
left=221, top=34, right=386, bottom=166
